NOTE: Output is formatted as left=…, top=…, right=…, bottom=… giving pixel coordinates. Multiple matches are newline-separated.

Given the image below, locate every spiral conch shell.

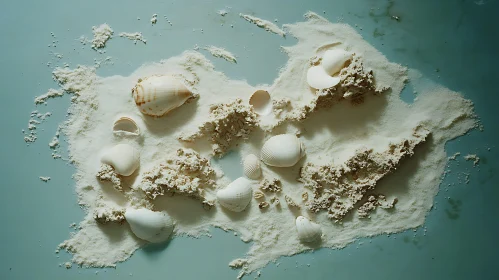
left=131, top=75, right=193, bottom=117
left=243, top=154, right=261, bottom=180
left=295, top=216, right=322, bottom=243
left=125, top=208, right=175, bottom=243
left=101, top=143, right=140, bottom=176
left=261, top=134, right=305, bottom=167
left=216, top=177, right=253, bottom=212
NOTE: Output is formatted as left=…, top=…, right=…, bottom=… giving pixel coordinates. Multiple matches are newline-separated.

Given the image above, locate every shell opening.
left=113, top=117, right=139, bottom=136
left=249, top=90, right=272, bottom=116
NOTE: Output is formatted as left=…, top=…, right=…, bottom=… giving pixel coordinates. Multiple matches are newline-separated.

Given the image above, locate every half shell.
left=243, top=154, right=261, bottom=180
left=321, top=49, right=352, bottom=76
left=295, top=216, right=322, bottom=243
left=306, top=66, right=340, bottom=89
left=101, top=143, right=140, bottom=176
left=125, top=208, right=174, bottom=243
left=131, top=75, right=192, bottom=117
left=113, top=116, right=139, bottom=136
left=249, top=90, right=272, bottom=115
left=216, top=177, right=253, bottom=212
left=261, top=134, right=305, bottom=167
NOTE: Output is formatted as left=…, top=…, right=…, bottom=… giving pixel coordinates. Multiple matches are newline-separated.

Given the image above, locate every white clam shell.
left=261, top=134, right=305, bottom=167
left=101, top=143, right=140, bottom=176
left=216, top=177, right=253, bottom=212
left=113, top=116, right=140, bottom=136
left=321, top=49, right=352, bottom=76
left=295, top=216, right=322, bottom=243
left=306, top=65, right=340, bottom=89
left=243, top=154, right=261, bottom=180
left=249, top=90, right=272, bottom=115
left=132, top=75, right=192, bottom=117
left=125, top=208, right=174, bottom=243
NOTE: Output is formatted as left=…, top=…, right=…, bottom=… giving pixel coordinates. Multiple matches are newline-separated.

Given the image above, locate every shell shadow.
left=153, top=195, right=216, bottom=225
left=141, top=97, right=199, bottom=137
left=141, top=238, right=173, bottom=257
left=217, top=200, right=252, bottom=221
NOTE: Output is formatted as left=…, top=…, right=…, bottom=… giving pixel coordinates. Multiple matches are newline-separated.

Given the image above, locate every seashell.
left=101, top=143, right=140, bottom=176
left=131, top=75, right=192, bottom=117
left=261, top=134, right=305, bottom=167
left=243, top=154, right=261, bottom=180
left=216, top=177, right=253, bottom=212
left=306, top=65, right=340, bottom=89
left=249, top=90, right=272, bottom=115
left=113, top=116, right=140, bottom=136
left=295, top=216, right=322, bottom=243
left=321, top=49, right=352, bottom=76
left=125, top=208, right=174, bottom=243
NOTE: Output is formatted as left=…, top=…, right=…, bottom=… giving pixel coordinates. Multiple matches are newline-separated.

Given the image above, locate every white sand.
left=91, top=24, right=113, bottom=49
left=34, top=88, right=64, bottom=105
left=49, top=12, right=477, bottom=278
left=239, top=14, right=286, bottom=37
left=119, top=32, right=147, bottom=44
left=203, top=46, right=237, bottom=63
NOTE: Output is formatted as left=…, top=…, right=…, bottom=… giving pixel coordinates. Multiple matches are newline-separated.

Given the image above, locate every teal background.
left=1, top=0, right=498, bottom=279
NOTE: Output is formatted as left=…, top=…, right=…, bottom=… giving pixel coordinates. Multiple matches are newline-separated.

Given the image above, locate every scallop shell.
left=243, top=154, right=261, bottom=180
left=261, top=134, right=305, bottom=167
left=125, top=208, right=174, bottom=243
left=321, top=49, right=352, bottom=76
left=295, top=216, right=322, bottom=243
left=306, top=65, right=340, bottom=89
left=113, top=116, right=139, bottom=136
left=101, top=143, right=140, bottom=176
left=249, top=90, right=272, bottom=115
left=131, top=75, right=192, bottom=117
left=216, top=177, right=253, bottom=212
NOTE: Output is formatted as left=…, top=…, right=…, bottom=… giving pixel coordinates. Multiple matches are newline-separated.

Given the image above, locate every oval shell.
left=125, top=208, right=174, bottom=243
left=306, top=66, right=340, bottom=90
left=101, top=143, right=140, bottom=176
left=321, top=49, right=352, bottom=76
left=243, top=154, right=261, bottom=180
left=249, top=90, right=272, bottom=115
left=113, top=116, right=139, bottom=136
left=261, top=134, right=305, bottom=167
left=216, top=177, right=253, bottom=212
left=295, top=216, right=322, bottom=243
left=131, top=75, right=192, bottom=117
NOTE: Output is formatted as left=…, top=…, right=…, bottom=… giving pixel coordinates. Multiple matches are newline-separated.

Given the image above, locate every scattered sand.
left=204, top=46, right=237, bottom=63
left=150, top=14, right=158, bottom=24
left=34, top=88, right=64, bottom=105
left=464, top=154, right=480, bottom=166
left=91, top=24, right=113, bottom=49
left=36, top=12, right=478, bottom=278
left=119, top=32, right=147, bottom=44
left=239, top=13, right=286, bottom=37
left=39, top=176, right=51, bottom=182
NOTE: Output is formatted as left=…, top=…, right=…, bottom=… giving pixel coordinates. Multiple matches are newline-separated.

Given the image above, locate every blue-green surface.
left=1, top=0, right=498, bottom=279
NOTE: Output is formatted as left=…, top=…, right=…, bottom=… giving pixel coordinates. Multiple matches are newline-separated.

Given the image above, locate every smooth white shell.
left=113, top=116, right=139, bottom=136
left=306, top=65, right=341, bottom=89
left=249, top=90, right=272, bottom=115
left=101, top=144, right=140, bottom=176
left=132, top=75, right=192, bottom=117
left=261, top=134, right=305, bottom=167
left=243, top=154, right=261, bottom=180
left=125, top=208, right=174, bottom=243
left=216, top=177, right=253, bottom=212
left=295, top=216, right=322, bottom=243
left=321, top=49, right=352, bottom=76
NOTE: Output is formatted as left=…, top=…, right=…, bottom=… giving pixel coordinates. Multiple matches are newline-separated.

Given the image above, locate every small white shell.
left=125, top=208, right=174, bottom=243
left=216, top=177, right=253, bottom=212
left=261, top=134, right=304, bottom=167
left=321, top=49, right=352, bottom=76
left=306, top=65, right=340, bottom=89
left=132, top=75, right=192, bottom=117
left=101, top=144, right=140, bottom=176
left=113, top=116, right=139, bottom=136
left=243, top=154, right=261, bottom=180
left=249, top=90, right=272, bottom=115
left=295, top=216, right=322, bottom=243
